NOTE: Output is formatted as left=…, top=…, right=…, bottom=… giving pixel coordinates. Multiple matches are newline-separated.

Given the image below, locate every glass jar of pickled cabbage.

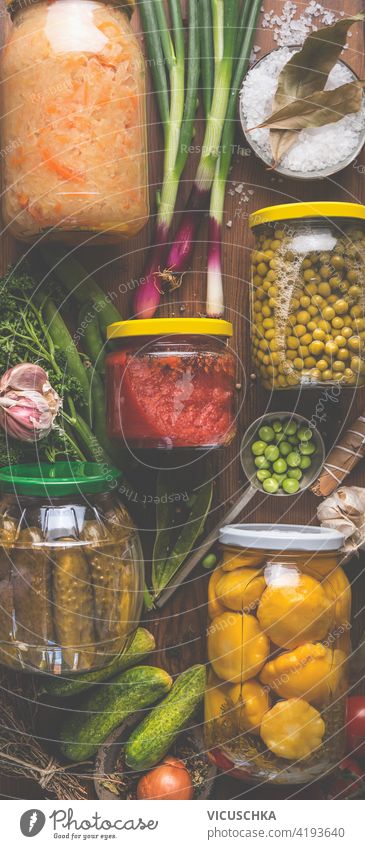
left=250, top=202, right=365, bottom=389
left=205, top=524, right=350, bottom=785
left=0, top=462, right=144, bottom=674
left=0, top=0, right=149, bottom=243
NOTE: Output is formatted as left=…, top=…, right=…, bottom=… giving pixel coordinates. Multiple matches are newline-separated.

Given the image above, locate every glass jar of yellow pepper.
left=249, top=202, right=365, bottom=389
left=205, top=524, right=350, bottom=784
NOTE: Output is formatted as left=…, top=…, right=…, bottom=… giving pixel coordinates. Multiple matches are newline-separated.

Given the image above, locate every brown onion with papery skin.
left=136, top=757, right=193, bottom=800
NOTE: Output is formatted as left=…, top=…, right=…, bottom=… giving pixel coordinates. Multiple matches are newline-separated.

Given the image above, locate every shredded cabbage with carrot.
left=1, top=0, right=148, bottom=241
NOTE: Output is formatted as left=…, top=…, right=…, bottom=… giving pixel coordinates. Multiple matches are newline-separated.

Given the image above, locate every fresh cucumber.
left=125, top=664, right=206, bottom=771
left=59, top=665, right=172, bottom=761
left=41, top=628, right=155, bottom=699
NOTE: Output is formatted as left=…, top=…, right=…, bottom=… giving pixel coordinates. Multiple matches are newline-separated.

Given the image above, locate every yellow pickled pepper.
left=260, top=698, right=325, bottom=761
left=207, top=611, right=269, bottom=683
left=216, top=567, right=266, bottom=612
left=205, top=672, right=270, bottom=734
left=208, top=567, right=227, bottom=619
left=257, top=573, right=334, bottom=649
left=260, top=642, right=346, bottom=705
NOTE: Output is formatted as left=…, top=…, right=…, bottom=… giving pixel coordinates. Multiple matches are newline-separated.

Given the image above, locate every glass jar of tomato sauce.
left=205, top=524, right=350, bottom=784
left=106, top=318, right=237, bottom=450
left=0, top=0, right=149, bottom=243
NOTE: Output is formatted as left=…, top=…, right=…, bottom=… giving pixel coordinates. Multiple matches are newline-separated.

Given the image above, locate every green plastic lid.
left=0, top=462, right=121, bottom=497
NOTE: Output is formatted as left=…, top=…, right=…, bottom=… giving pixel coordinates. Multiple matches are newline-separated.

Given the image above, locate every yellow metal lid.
left=107, top=317, right=233, bottom=340
left=249, top=201, right=365, bottom=228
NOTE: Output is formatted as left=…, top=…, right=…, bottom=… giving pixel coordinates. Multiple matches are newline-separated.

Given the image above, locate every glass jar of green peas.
left=249, top=202, right=365, bottom=390
left=241, top=413, right=325, bottom=497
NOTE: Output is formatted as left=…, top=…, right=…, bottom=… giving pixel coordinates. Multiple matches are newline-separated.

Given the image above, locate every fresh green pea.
left=273, top=473, right=286, bottom=485
left=282, top=478, right=300, bottom=494
left=297, top=427, right=312, bottom=442
left=283, top=421, right=297, bottom=436
left=263, top=477, right=279, bottom=494
left=265, top=444, right=280, bottom=462
left=279, top=441, right=291, bottom=457
left=287, top=451, right=301, bottom=468
left=256, top=469, right=271, bottom=482
left=287, top=468, right=302, bottom=480
left=299, top=441, right=316, bottom=456
left=251, top=440, right=268, bottom=456
left=201, top=553, right=218, bottom=570
left=259, top=426, right=275, bottom=443
left=300, top=455, right=312, bottom=470
left=272, top=420, right=283, bottom=433
left=273, top=458, right=287, bottom=474
left=255, top=456, right=271, bottom=470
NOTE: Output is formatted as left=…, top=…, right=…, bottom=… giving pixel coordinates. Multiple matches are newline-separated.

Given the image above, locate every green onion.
left=134, top=0, right=200, bottom=318
left=164, top=0, right=238, bottom=276
left=138, top=0, right=169, bottom=130
left=206, top=0, right=262, bottom=316
left=199, top=0, right=214, bottom=117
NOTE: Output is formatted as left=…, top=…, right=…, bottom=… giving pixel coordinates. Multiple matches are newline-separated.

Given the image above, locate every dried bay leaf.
left=256, top=81, right=365, bottom=132
left=274, top=13, right=365, bottom=107
left=268, top=12, right=365, bottom=164
left=270, top=129, right=298, bottom=170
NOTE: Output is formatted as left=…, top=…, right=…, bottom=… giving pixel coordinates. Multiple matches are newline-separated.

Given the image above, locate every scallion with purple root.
left=206, top=0, right=262, bottom=316
left=133, top=0, right=200, bottom=318
left=163, top=0, right=237, bottom=280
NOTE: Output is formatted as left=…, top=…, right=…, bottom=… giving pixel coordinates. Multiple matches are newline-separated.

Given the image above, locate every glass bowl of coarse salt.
left=239, top=45, right=365, bottom=180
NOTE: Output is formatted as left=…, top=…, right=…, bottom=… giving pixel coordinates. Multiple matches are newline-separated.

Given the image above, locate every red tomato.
left=327, top=757, right=365, bottom=799
left=346, top=697, right=365, bottom=758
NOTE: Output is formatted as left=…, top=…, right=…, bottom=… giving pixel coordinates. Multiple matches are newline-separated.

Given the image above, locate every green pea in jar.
left=249, top=202, right=365, bottom=390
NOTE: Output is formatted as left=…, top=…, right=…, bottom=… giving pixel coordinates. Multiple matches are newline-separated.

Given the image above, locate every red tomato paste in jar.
left=106, top=318, right=236, bottom=450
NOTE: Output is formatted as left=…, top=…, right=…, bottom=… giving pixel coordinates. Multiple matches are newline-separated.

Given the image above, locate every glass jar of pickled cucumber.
left=0, top=462, right=144, bottom=674
left=205, top=524, right=350, bottom=785
left=250, top=202, right=365, bottom=389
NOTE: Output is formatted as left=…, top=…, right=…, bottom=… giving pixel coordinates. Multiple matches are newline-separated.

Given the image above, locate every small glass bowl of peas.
left=241, top=412, right=325, bottom=496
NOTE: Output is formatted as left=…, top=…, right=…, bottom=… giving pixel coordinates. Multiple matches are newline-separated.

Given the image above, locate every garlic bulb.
left=317, top=487, right=365, bottom=552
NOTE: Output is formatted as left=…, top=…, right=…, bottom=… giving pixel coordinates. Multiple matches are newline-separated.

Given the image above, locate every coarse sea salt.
left=240, top=46, right=365, bottom=174
left=262, top=1, right=339, bottom=47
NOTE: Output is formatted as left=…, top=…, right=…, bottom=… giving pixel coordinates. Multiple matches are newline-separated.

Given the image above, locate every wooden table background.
left=2, top=0, right=365, bottom=801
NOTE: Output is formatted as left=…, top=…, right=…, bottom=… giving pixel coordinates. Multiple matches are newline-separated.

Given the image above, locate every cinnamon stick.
left=312, top=414, right=365, bottom=497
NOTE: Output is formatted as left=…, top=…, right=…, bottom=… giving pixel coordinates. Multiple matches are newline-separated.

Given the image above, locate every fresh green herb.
left=0, top=266, right=115, bottom=466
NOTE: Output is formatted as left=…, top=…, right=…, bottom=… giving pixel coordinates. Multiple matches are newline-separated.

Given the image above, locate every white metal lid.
left=219, top=524, right=344, bottom=552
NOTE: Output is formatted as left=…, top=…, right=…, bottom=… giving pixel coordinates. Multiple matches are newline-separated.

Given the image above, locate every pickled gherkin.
left=53, top=541, right=96, bottom=671
left=82, top=520, right=136, bottom=645
left=0, top=519, right=16, bottom=664
left=0, top=462, right=144, bottom=674
left=0, top=580, right=15, bottom=666
left=87, top=544, right=122, bottom=645
left=11, top=529, right=54, bottom=661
